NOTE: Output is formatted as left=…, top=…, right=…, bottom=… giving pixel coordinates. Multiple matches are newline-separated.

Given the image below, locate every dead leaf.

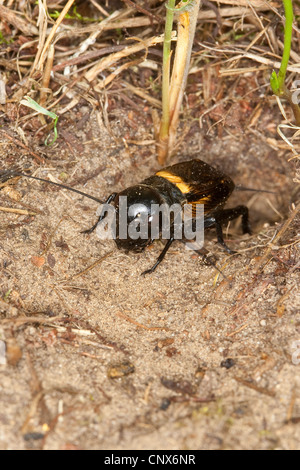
left=6, top=338, right=22, bottom=366
left=31, top=256, right=45, bottom=268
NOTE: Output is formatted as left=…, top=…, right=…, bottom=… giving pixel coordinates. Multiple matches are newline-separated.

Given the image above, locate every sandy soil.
left=0, top=101, right=299, bottom=450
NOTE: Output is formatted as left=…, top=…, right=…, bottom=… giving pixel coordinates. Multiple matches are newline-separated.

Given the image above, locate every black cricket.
left=3, top=159, right=252, bottom=275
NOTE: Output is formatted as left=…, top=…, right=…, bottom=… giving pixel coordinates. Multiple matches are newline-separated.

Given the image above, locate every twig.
left=116, top=310, right=169, bottom=331
left=62, top=250, right=115, bottom=282
left=0, top=4, right=38, bottom=36
left=0, top=206, right=37, bottom=216
left=255, top=201, right=300, bottom=273
left=226, top=323, right=249, bottom=337
left=0, top=130, right=45, bottom=164
left=120, top=80, right=161, bottom=108
left=85, top=33, right=170, bottom=83
left=121, top=0, right=163, bottom=23
left=0, top=316, right=66, bottom=326
left=234, top=376, right=276, bottom=397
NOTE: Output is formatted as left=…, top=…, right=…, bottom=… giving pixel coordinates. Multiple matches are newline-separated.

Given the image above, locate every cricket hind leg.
left=205, top=205, right=251, bottom=254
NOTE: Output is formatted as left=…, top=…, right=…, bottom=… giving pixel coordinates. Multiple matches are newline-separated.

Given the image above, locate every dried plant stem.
left=158, top=0, right=176, bottom=164
left=255, top=201, right=300, bottom=272
left=40, top=44, right=55, bottom=108
left=0, top=4, right=38, bottom=36
left=168, top=2, right=200, bottom=155
left=36, top=0, right=76, bottom=72
left=158, top=0, right=202, bottom=165
left=85, top=33, right=169, bottom=83
left=0, top=206, right=36, bottom=216
left=98, top=3, right=273, bottom=31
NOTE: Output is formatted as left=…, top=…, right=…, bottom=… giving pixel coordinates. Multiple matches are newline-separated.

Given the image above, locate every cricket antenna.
left=235, top=185, right=275, bottom=194
left=1, top=170, right=104, bottom=204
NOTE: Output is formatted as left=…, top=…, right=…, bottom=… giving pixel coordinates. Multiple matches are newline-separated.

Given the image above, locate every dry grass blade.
left=167, top=0, right=202, bottom=158
left=39, top=44, right=55, bottom=108
left=99, top=3, right=277, bottom=29
left=213, top=0, right=277, bottom=6
left=36, top=0, right=76, bottom=72
left=85, top=33, right=169, bottom=83
left=120, top=80, right=161, bottom=108
left=0, top=4, right=38, bottom=36
left=0, top=316, right=66, bottom=326
left=0, top=206, right=37, bottom=216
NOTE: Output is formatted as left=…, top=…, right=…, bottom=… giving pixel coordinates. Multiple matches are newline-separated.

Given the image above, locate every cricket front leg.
left=141, top=237, right=175, bottom=275
left=81, top=193, right=117, bottom=234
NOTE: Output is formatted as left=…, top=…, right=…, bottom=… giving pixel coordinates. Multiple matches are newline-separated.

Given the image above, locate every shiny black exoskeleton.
left=82, top=159, right=251, bottom=274
left=3, top=159, right=251, bottom=275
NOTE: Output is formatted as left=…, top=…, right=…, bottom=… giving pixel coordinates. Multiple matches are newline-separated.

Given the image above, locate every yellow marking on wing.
left=156, top=170, right=191, bottom=194
left=188, top=197, right=212, bottom=216
left=189, top=196, right=211, bottom=204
